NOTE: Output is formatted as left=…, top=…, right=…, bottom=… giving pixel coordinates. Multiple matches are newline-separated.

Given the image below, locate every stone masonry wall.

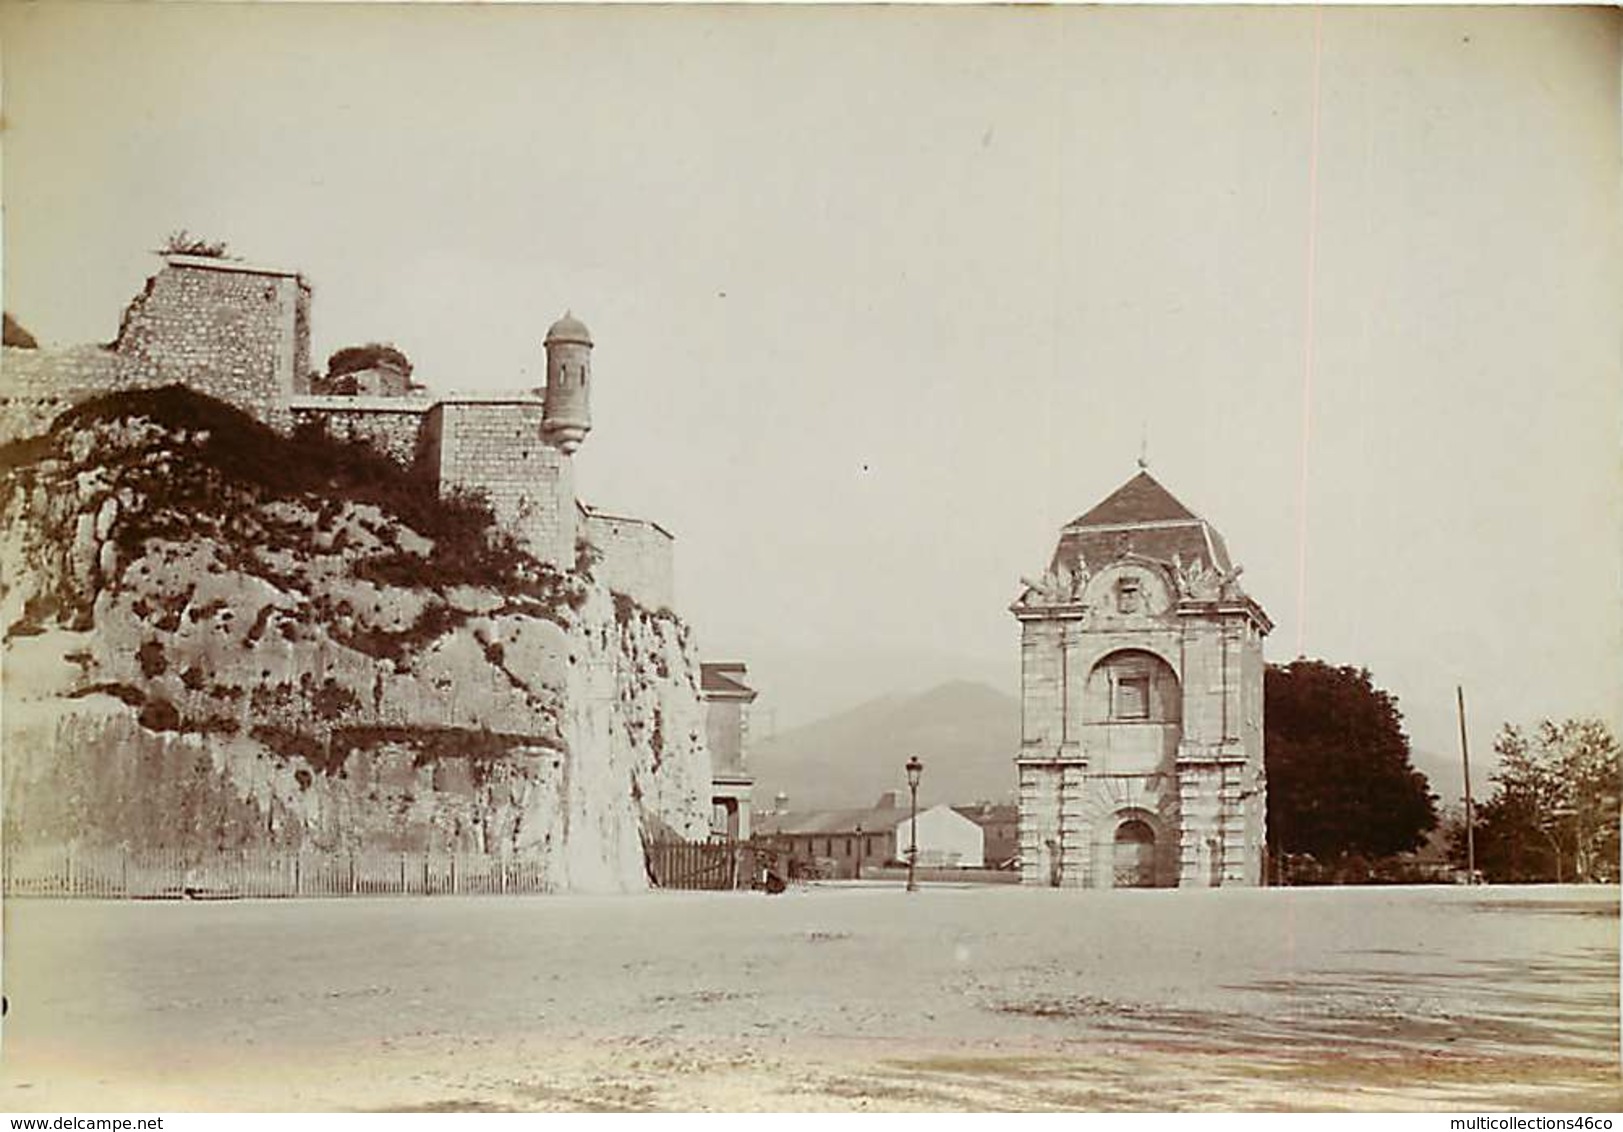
left=289, top=396, right=433, bottom=470
left=705, top=699, right=745, bottom=778
left=0, top=345, right=121, bottom=442
left=584, top=511, right=674, bottom=610
left=112, top=257, right=308, bottom=430
left=1, top=260, right=663, bottom=611
left=2, top=257, right=309, bottom=445
left=426, top=398, right=575, bottom=566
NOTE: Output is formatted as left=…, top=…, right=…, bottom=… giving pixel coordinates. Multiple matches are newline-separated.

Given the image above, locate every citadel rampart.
left=1, top=252, right=674, bottom=609
left=113, top=255, right=311, bottom=428
left=582, top=507, right=675, bottom=612
left=425, top=396, right=576, bottom=564
left=288, top=395, right=432, bottom=469
left=0, top=344, right=119, bottom=439
left=1, top=255, right=310, bottom=439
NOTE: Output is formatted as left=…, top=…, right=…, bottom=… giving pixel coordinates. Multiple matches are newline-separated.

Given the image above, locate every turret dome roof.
left=545, top=311, right=592, bottom=345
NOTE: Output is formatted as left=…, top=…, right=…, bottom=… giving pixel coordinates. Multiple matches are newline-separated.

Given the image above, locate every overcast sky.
left=4, top=4, right=1619, bottom=787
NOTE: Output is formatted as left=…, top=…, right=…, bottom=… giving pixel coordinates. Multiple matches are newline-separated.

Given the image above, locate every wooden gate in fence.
left=646, top=839, right=751, bottom=890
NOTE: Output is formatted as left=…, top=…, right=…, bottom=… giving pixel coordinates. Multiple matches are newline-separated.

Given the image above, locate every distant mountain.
left=729, top=645, right=1017, bottom=735
left=749, top=680, right=1020, bottom=812
left=747, top=679, right=1469, bottom=819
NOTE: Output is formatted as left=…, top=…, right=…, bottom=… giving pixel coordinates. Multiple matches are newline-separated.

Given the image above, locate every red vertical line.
left=1294, top=6, right=1326, bottom=660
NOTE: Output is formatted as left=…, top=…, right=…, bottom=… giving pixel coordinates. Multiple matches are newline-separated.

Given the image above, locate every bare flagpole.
left=1457, top=685, right=1476, bottom=884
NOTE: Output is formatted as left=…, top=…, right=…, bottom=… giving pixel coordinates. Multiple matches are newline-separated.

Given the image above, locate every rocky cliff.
left=0, top=387, right=713, bottom=891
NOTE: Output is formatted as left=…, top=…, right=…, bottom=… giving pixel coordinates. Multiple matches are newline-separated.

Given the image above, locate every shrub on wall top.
left=161, top=230, right=230, bottom=258
left=327, top=343, right=413, bottom=380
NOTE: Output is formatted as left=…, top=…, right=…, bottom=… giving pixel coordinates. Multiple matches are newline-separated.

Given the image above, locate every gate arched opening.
left=1112, top=819, right=1157, bottom=888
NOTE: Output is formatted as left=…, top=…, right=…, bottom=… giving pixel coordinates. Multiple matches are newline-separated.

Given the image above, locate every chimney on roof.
left=874, top=790, right=900, bottom=809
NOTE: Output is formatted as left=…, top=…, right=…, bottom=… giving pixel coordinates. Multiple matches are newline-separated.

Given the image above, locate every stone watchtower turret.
left=420, top=310, right=596, bottom=569
left=543, top=312, right=592, bottom=454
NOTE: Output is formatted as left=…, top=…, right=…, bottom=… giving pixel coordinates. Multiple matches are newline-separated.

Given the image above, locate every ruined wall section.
left=111, top=256, right=309, bottom=430
left=425, top=396, right=575, bottom=567
left=2, top=257, right=310, bottom=445
left=583, top=510, right=675, bottom=611
left=289, top=396, right=433, bottom=471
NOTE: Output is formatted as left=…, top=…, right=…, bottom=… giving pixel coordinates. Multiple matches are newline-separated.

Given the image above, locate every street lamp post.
left=905, top=755, right=923, bottom=893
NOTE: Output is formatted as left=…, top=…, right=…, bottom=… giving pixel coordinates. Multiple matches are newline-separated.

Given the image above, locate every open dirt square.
left=1, top=883, right=1617, bottom=1112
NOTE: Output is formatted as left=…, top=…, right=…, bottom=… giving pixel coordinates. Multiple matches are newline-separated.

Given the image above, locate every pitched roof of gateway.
left=1072, top=470, right=1196, bottom=525
left=1052, top=470, right=1234, bottom=575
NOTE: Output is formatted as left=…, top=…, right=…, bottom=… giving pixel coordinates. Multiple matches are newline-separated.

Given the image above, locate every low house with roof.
left=952, top=803, right=1020, bottom=868
left=756, top=792, right=985, bottom=878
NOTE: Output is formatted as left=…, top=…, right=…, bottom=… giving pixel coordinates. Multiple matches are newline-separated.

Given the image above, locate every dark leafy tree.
left=1266, top=660, right=1438, bottom=868
left=1452, top=720, right=1620, bottom=883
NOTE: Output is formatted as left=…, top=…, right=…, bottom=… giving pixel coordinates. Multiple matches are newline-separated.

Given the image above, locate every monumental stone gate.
left=1011, top=470, right=1272, bottom=889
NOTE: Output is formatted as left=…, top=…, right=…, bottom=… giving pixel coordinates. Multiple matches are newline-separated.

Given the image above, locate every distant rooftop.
left=700, top=662, right=756, bottom=699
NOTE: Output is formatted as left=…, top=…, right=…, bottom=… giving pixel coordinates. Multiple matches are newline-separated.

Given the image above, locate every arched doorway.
left=1113, top=819, right=1157, bottom=888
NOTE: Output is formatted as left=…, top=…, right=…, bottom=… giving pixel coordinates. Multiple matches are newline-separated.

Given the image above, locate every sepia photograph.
left=0, top=1, right=1618, bottom=1116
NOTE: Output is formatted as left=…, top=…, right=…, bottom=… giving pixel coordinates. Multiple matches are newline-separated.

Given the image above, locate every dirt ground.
left=0, top=883, right=1617, bottom=1112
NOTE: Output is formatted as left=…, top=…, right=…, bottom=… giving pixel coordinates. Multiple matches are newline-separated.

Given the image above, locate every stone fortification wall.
left=0, top=345, right=121, bottom=442
left=2, top=257, right=310, bottom=444
left=424, top=396, right=575, bottom=566
left=112, top=256, right=310, bottom=428
left=584, top=510, right=674, bottom=610
left=289, top=395, right=433, bottom=470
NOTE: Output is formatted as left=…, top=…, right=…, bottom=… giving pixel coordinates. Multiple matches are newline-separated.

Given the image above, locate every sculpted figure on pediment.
left=1172, top=552, right=1222, bottom=601
left=1017, top=557, right=1089, bottom=607
left=1173, top=552, right=1246, bottom=601
left=1067, top=558, right=1091, bottom=600
left=1219, top=563, right=1246, bottom=600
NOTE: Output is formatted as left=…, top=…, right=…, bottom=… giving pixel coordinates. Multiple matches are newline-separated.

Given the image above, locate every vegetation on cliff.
left=0, top=387, right=712, bottom=873
left=0, top=385, right=585, bottom=628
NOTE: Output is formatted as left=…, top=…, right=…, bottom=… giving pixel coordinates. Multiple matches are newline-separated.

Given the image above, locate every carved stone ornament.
left=1173, top=553, right=1244, bottom=601
left=1172, top=552, right=1222, bottom=600
left=1017, top=557, right=1090, bottom=607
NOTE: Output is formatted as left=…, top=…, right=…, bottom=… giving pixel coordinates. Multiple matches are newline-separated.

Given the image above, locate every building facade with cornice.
left=1010, top=471, right=1272, bottom=889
